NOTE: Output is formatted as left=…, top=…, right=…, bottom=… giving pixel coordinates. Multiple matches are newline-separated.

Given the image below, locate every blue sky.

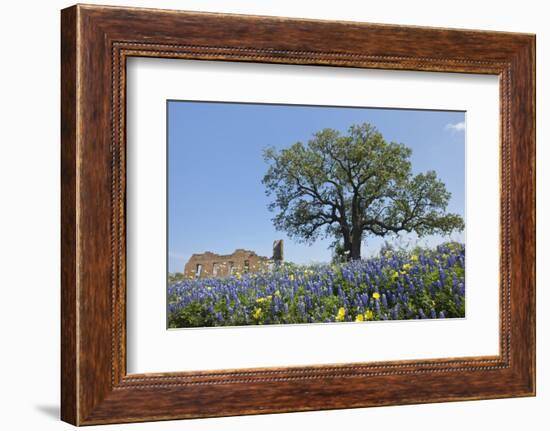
left=168, top=101, right=465, bottom=273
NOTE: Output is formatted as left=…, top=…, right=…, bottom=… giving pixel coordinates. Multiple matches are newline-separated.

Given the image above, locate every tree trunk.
left=350, top=193, right=362, bottom=260
left=340, top=226, right=353, bottom=262
left=350, top=233, right=362, bottom=260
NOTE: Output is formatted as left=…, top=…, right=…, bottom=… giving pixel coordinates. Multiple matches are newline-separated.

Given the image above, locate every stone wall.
left=183, top=249, right=270, bottom=279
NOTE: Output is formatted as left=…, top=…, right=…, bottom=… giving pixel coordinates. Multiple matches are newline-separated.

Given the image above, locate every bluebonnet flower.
left=381, top=293, right=388, bottom=309
left=392, top=304, right=401, bottom=320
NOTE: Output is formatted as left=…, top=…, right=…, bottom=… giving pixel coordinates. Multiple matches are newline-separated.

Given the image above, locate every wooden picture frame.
left=61, top=4, right=535, bottom=425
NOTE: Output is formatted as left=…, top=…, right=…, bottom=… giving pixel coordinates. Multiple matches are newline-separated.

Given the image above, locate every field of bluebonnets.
left=167, top=242, right=465, bottom=328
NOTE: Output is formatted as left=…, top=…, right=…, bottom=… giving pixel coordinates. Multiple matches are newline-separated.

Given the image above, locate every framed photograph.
left=61, top=4, right=535, bottom=425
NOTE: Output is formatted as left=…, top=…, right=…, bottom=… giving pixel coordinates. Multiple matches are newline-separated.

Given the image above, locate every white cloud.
left=445, top=121, right=466, bottom=132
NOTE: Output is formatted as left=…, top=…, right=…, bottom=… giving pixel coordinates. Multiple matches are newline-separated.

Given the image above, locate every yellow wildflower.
left=355, top=314, right=364, bottom=322
left=253, top=308, right=262, bottom=319
left=274, top=290, right=281, bottom=297
left=289, top=274, right=295, bottom=281
left=336, top=307, right=346, bottom=322
left=402, top=263, right=412, bottom=271
left=255, top=296, right=270, bottom=304
left=372, top=292, right=381, bottom=300
left=391, top=271, right=399, bottom=281
left=410, top=255, right=419, bottom=262
left=364, top=310, right=374, bottom=321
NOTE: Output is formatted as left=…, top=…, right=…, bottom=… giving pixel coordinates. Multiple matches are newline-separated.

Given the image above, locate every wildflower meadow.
left=167, top=242, right=465, bottom=328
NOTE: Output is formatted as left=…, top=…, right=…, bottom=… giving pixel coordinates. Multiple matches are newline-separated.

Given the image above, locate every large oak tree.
left=262, top=123, right=464, bottom=261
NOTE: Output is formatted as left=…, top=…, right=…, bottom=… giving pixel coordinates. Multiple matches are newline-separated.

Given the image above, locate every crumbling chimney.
left=272, top=239, right=284, bottom=264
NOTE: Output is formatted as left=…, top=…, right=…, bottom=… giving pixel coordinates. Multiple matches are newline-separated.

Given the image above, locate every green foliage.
left=168, top=272, right=186, bottom=285
left=168, top=301, right=215, bottom=328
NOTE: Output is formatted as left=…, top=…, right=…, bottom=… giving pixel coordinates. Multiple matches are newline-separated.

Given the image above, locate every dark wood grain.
left=61, top=4, right=535, bottom=425
left=60, top=5, right=78, bottom=425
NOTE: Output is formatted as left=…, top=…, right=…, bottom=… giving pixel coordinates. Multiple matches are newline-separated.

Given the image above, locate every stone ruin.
left=183, top=240, right=284, bottom=279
